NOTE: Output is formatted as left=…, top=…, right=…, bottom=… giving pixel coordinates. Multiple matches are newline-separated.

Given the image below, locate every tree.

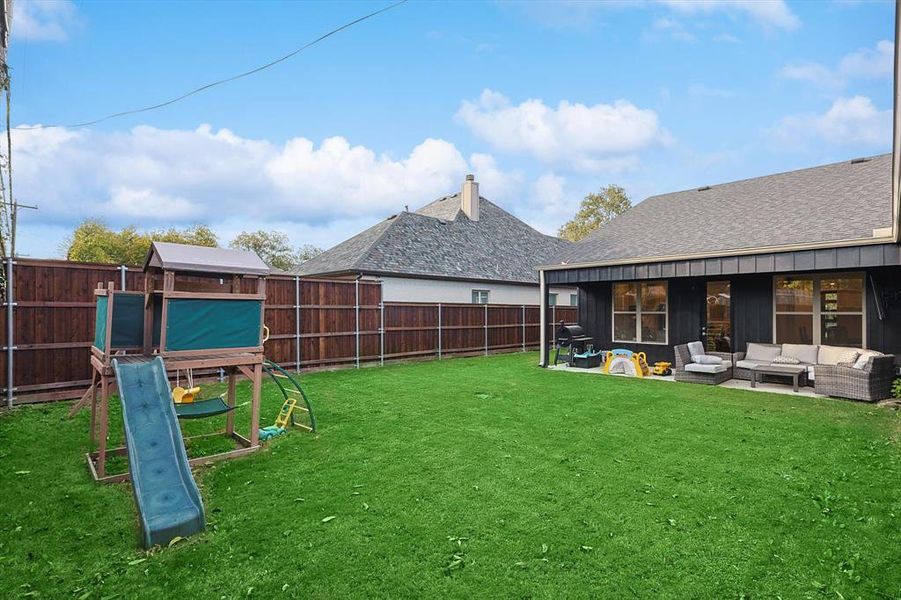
left=64, top=220, right=218, bottom=264
left=149, top=224, right=219, bottom=247
left=558, top=184, right=632, bottom=242
left=229, top=230, right=322, bottom=271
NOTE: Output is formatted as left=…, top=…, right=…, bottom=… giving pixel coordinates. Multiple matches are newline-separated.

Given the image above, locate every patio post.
left=294, top=276, right=301, bottom=372
left=5, top=256, right=13, bottom=408
left=437, top=303, right=442, bottom=359
left=539, top=269, right=547, bottom=367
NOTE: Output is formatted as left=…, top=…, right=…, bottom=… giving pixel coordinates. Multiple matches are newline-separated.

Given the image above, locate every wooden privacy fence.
left=2, top=258, right=576, bottom=406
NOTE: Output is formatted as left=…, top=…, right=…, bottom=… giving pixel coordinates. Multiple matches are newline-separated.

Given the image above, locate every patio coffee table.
left=750, top=364, right=808, bottom=392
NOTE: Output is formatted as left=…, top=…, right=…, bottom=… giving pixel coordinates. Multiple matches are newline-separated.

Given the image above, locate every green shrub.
left=893, top=378, right=901, bottom=399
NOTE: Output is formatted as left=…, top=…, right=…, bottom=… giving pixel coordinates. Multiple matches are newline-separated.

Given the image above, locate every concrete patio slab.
left=548, top=363, right=823, bottom=398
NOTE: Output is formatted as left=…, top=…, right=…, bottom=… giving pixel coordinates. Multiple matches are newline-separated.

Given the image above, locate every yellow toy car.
left=652, top=362, right=672, bottom=376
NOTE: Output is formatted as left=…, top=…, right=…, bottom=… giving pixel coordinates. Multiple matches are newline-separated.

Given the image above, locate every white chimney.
left=461, top=174, right=479, bottom=221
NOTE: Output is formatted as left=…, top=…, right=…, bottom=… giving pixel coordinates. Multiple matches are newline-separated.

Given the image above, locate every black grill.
left=553, top=321, right=593, bottom=365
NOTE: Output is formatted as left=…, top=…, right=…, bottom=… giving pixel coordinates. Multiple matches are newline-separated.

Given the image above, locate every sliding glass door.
left=705, top=281, right=731, bottom=352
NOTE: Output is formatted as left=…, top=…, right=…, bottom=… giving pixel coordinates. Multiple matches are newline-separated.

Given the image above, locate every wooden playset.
left=71, top=242, right=274, bottom=483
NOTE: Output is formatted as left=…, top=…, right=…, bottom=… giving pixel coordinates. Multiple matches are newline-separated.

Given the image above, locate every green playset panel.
left=110, top=294, right=145, bottom=348
left=93, top=296, right=108, bottom=351
left=164, top=298, right=263, bottom=351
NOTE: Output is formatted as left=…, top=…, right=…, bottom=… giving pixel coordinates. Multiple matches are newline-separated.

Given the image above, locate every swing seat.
left=172, top=386, right=201, bottom=404
left=174, top=396, right=236, bottom=419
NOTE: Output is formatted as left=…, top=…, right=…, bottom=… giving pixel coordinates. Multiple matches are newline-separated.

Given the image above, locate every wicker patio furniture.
left=750, top=364, right=808, bottom=392
left=732, top=343, right=784, bottom=381
left=673, top=343, right=734, bottom=385
left=814, top=354, right=896, bottom=402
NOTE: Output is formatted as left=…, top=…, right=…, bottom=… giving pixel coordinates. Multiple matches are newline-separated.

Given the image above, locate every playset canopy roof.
left=144, top=241, right=270, bottom=276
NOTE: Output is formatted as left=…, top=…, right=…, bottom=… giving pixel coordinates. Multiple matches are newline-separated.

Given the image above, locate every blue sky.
left=9, top=0, right=895, bottom=258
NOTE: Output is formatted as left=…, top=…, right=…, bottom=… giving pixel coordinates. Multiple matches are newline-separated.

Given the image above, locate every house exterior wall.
left=577, top=278, right=704, bottom=364
left=571, top=267, right=901, bottom=365
left=379, top=276, right=576, bottom=305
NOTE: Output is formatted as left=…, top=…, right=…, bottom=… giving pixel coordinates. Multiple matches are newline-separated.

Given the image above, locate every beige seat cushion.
left=818, top=345, right=859, bottom=366
left=684, top=361, right=731, bottom=374
left=735, top=359, right=771, bottom=370
left=782, top=343, right=819, bottom=365
left=745, top=343, right=781, bottom=361
left=853, top=350, right=884, bottom=369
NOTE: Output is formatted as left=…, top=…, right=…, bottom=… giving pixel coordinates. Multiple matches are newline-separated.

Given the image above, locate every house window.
left=548, top=293, right=558, bottom=306
left=472, top=289, right=489, bottom=304
left=612, top=281, right=668, bottom=344
left=774, top=273, right=864, bottom=346
left=570, top=293, right=578, bottom=306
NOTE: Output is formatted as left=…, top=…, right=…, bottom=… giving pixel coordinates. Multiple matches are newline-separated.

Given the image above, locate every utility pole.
left=6, top=200, right=38, bottom=257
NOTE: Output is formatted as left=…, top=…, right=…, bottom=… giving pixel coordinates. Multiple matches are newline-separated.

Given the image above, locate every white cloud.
left=837, top=40, right=894, bottom=80
left=713, top=32, right=741, bottom=44
left=643, top=17, right=696, bottom=43
left=12, top=0, right=79, bottom=42
left=455, top=89, right=665, bottom=173
left=772, top=96, right=891, bottom=148
left=528, top=173, right=571, bottom=227
left=656, top=0, right=800, bottom=31
left=266, top=135, right=468, bottom=216
left=505, top=0, right=799, bottom=32
left=468, top=152, right=525, bottom=202
left=779, top=40, right=894, bottom=88
left=9, top=123, right=548, bottom=258
left=687, top=83, right=734, bottom=98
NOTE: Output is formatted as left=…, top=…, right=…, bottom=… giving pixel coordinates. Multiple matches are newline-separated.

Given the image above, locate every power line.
left=15, top=0, right=408, bottom=131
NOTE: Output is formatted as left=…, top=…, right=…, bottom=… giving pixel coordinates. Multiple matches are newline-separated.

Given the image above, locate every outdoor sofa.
left=734, top=342, right=895, bottom=402
left=673, top=342, right=733, bottom=385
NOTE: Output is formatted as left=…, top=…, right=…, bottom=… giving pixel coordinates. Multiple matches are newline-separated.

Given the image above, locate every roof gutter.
left=537, top=234, right=897, bottom=272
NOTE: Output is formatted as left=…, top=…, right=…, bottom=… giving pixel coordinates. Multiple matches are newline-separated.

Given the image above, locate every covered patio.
left=547, top=362, right=824, bottom=399
left=538, top=155, right=901, bottom=401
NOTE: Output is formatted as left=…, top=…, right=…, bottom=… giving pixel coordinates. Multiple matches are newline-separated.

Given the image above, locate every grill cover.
left=556, top=323, right=585, bottom=341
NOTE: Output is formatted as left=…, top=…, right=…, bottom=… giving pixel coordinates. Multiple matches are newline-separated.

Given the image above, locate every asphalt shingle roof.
left=296, top=194, right=571, bottom=284
left=555, top=153, right=894, bottom=266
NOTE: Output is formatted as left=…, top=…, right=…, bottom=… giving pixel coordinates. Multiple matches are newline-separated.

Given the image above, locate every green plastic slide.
left=112, top=357, right=206, bottom=549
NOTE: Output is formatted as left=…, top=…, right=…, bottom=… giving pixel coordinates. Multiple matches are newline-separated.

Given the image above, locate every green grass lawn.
left=1, top=353, right=900, bottom=599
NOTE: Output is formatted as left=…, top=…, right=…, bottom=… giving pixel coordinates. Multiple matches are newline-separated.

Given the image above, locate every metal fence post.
left=354, top=278, right=360, bottom=369
left=484, top=303, right=488, bottom=356
left=119, top=264, right=127, bottom=291
left=437, top=303, right=442, bottom=359
left=5, top=257, right=13, bottom=408
left=379, top=301, right=384, bottom=367
left=521, top=304, right=526, bottom=352
left=294, top=276, right=301, bottom=373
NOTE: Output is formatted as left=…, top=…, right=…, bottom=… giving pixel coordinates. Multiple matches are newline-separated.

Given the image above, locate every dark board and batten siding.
left=545, top=243, right=901, bottom=285
left=867, top=266, right=901, bottom=356
left=576, top=278, right=706, bottom=364
left=570, top=264, right=901, bottom=363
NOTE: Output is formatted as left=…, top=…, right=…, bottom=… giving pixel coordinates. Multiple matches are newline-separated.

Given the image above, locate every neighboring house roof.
left=145, top=241, right=270, bottom=276
left=552, top=153, right=894, bottom=267
left=296, top=194, right=572, bottom=284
